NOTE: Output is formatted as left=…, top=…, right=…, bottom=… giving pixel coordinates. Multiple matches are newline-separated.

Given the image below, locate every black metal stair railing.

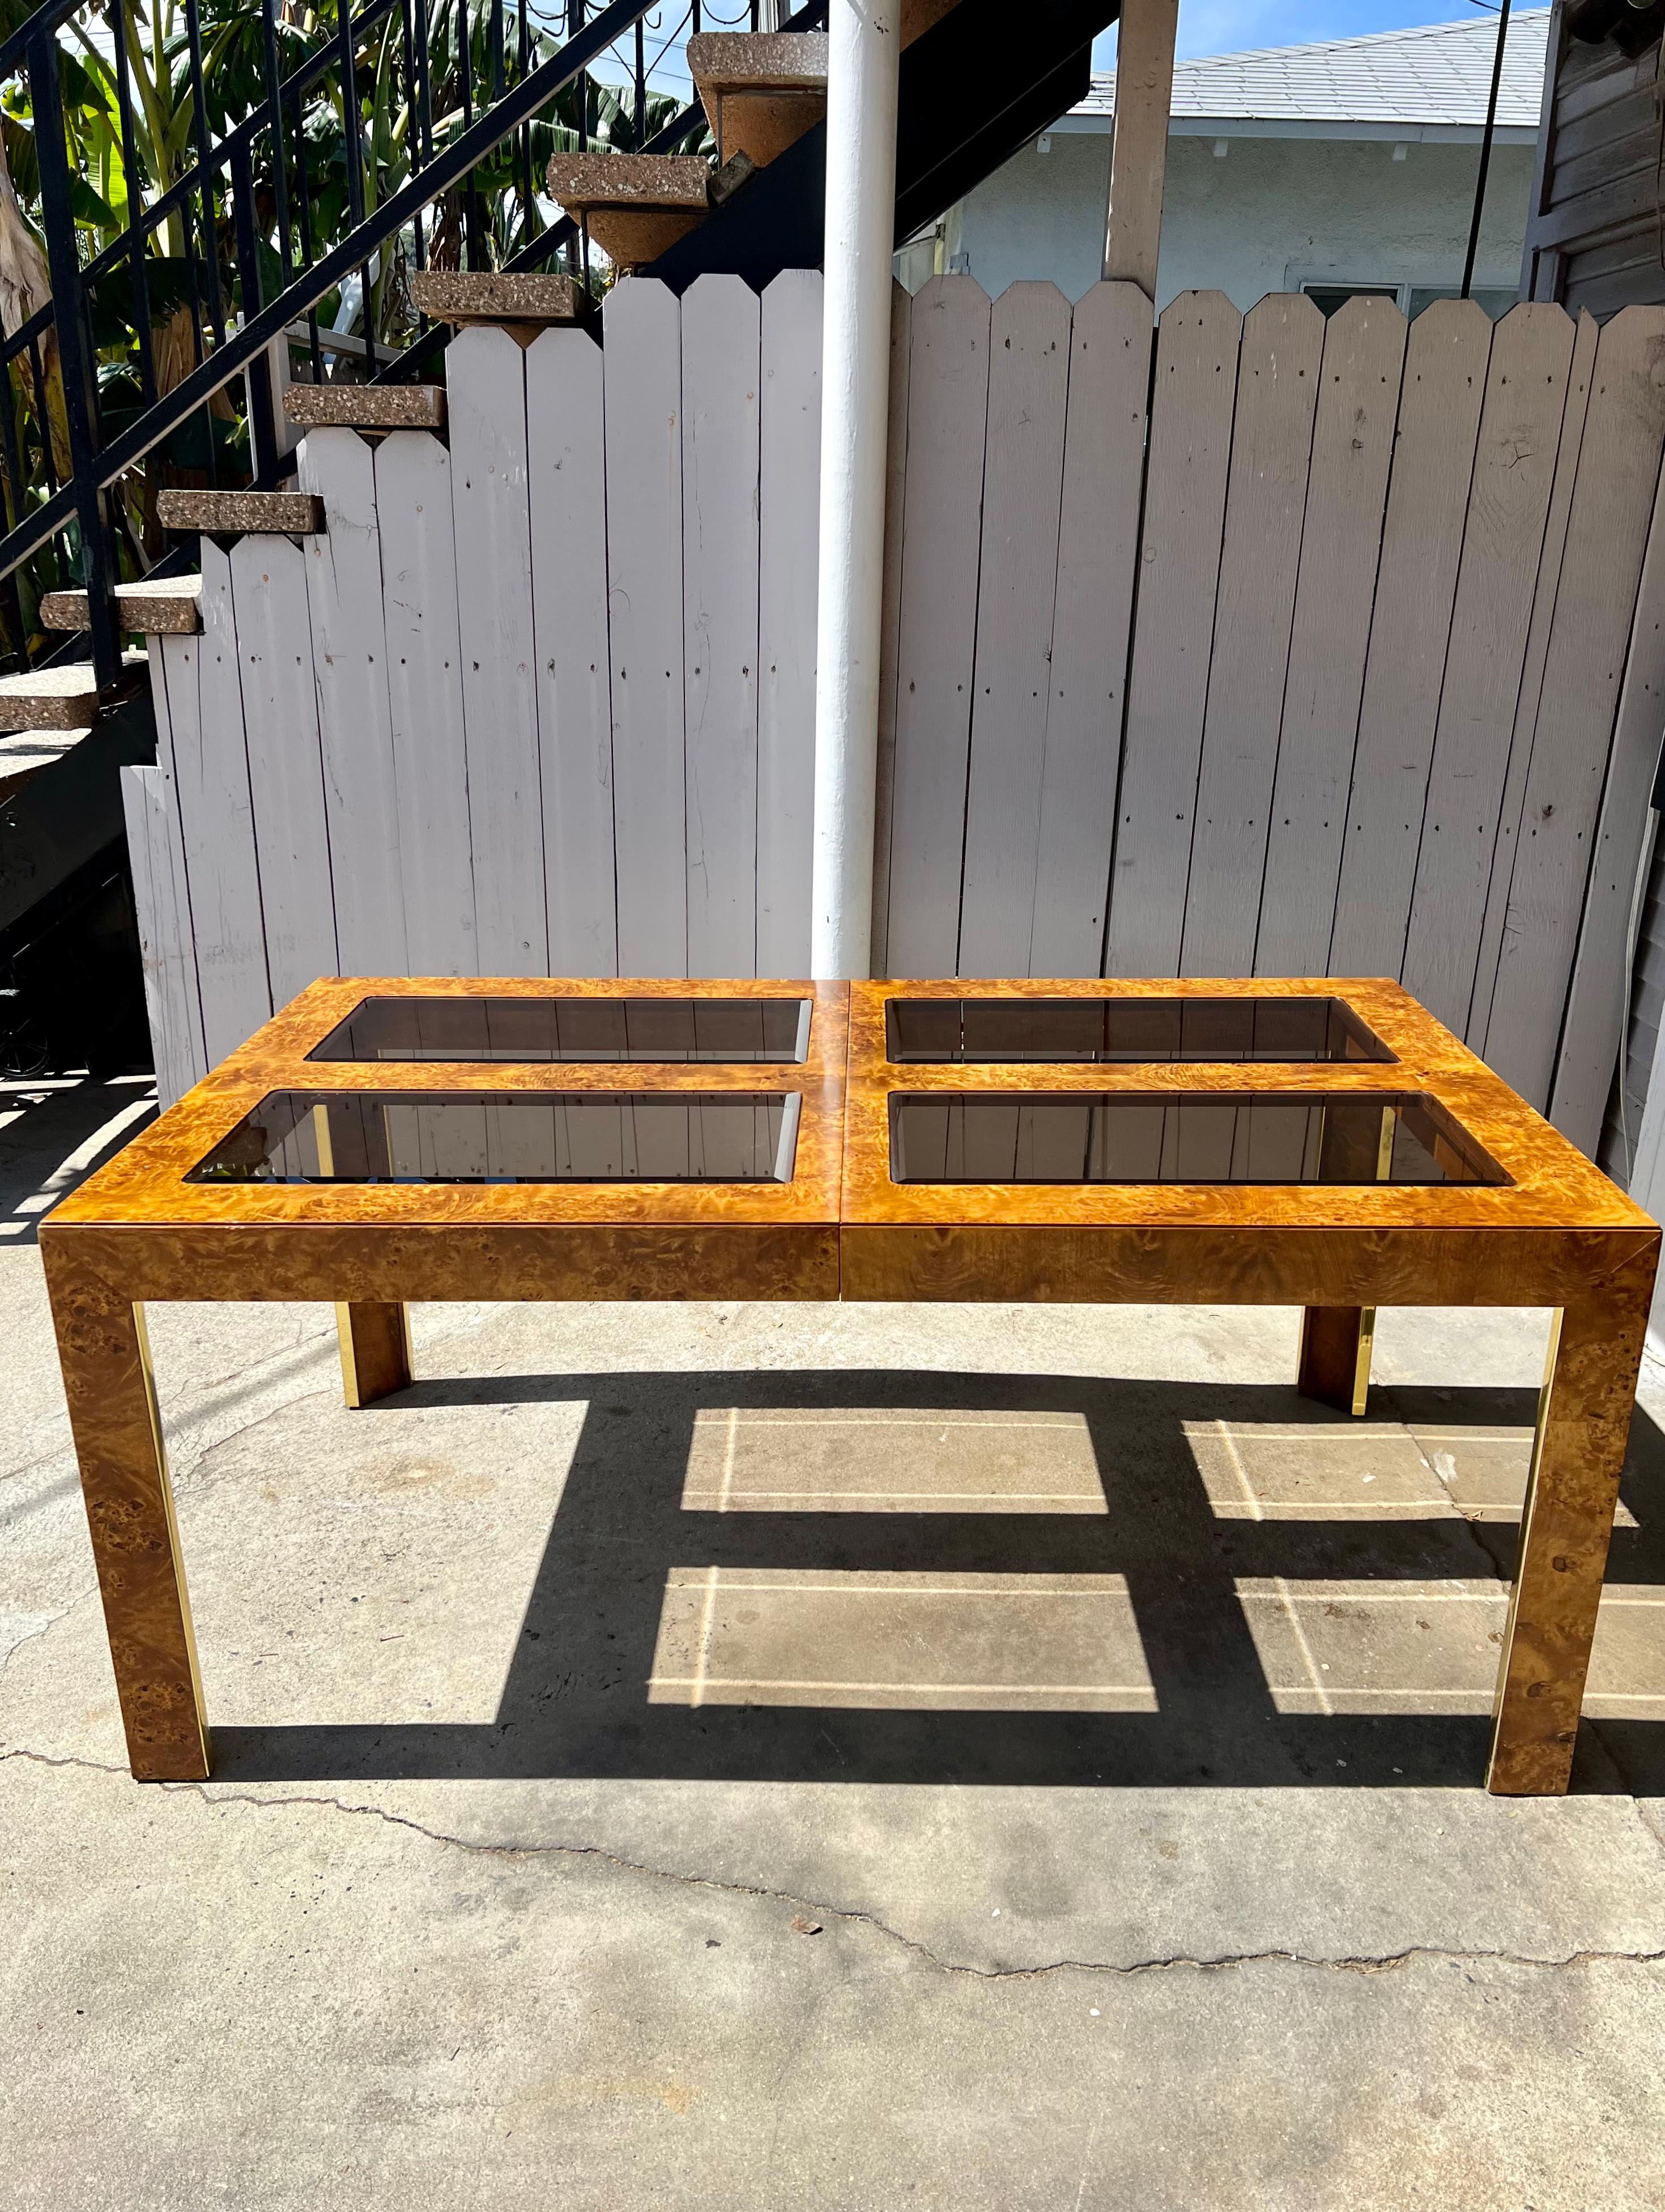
left=0, top=0, right=788, bottom=691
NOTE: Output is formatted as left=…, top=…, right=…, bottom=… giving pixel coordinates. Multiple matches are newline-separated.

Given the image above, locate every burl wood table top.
left=42, top=973, right=1654, bottom=1309
left=840, top=976, right=1649, bottom=1237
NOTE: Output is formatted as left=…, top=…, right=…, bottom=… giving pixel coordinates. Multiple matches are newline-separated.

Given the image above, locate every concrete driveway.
left=3, top=1074, right=1664, bottom=2208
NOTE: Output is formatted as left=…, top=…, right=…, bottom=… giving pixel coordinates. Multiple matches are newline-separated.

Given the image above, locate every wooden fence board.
left=230, top=531, right=340, bottom=1008
left=1254, top=294, right=1407, bottom=976
left=604, top=278, right=688, bottom=976
left=1397, top=305, right=1574, bottom=1030
left=298, top=427, right=408, bottom=975
left=178, top=547, right=271, bottom=1058
left=1326, top=300, right=1493, bottom=977
left=1027, top=281, right=1152, bottom=978
left=1551, top=458, right=1665, bottom=1148
left=1469, top=310, right=1600, bottom=1045
left=756, top=267, right=821, bottom=978
left=146, top=640, right=176, bottom=782
left=1179, top=292, right=1324, bottom=977
left=375, top=429, right=478, bottom=975
left=1105, top=288, right=1241, bottom=977
left=526, top=326, right=616, bottom=977
left=958, top=280, right=1073, bottom=975
left=681, top=273, right=761, bottom=977
left=1485, top=305, right=1665, bottom=1104
left=449, top=324, right=547, bottom=975
left=883, top=274, right=993, bottom=977
left=870, top=279, right=913, bottom=977
left=121, top=763, right=206, bottom=1108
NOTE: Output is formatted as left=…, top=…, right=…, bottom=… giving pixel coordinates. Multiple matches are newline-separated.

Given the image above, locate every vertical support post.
left=337, top=1303, right=415, bottom=1407
left=1101, top=0, right=1178, bottom=299
left=1298, top=1104, right=1394, bottom=1416
left=1297, top=1306, right=1374, bottom=1418
left=29, top=25, right=121, bottom=691
left=43, top=1252, right=210, bottom=1782
left=811, top=0, right=901, bottom=979
left=1488, top=1256, right=1653, bottom=1793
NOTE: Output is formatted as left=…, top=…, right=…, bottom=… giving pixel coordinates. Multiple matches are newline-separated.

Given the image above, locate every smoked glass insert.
left=885, top=996, right=1393, bottom=1065
left=888, top=1093, right=1503, bottom=1187
left=189, top=1091, right=801, bottom=1184
left=309, top=995, right=812, bottom=1064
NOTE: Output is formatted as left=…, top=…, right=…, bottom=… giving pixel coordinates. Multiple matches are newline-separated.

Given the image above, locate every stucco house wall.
left=939, top=128, right=1535, bottom=311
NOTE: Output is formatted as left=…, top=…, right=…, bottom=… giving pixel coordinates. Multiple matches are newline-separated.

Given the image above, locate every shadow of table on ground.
left=211, top=1366, right=1665, bottom=1795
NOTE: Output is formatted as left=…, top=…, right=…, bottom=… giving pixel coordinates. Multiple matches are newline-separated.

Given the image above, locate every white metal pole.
left=810, top=0, right=900, bottom=979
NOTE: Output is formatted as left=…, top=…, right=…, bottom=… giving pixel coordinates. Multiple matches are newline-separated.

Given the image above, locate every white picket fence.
left=126, top=270, right=1665, bottom=1162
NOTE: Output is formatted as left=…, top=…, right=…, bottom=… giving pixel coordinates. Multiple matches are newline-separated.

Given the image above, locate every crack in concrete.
left=5, top=1747, right=1663, bottom=1984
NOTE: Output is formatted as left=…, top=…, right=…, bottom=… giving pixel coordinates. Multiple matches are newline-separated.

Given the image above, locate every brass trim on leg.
left=1351, top=1306, right=1376, bottom=1418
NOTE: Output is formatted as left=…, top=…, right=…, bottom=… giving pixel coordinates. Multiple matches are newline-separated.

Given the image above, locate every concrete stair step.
left=0, top=650, right=145, bottom=733
left=689, top=32, right=828, bottom=169
left=545, top=153, right=712, bottom=269
left=40, top=575, right=203, bottom=636
left=286, top=384, right=445, bottom=433
left=410, top=270, right=583, bottom=329
left=156, top=490, right=324, bottom=535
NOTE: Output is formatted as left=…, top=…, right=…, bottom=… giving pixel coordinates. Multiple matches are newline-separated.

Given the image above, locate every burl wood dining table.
left=40, top=975, right=1658, bottom=1797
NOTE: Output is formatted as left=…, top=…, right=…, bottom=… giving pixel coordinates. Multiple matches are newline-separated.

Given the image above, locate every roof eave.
left=1053, top=112, right=1540, bottom=144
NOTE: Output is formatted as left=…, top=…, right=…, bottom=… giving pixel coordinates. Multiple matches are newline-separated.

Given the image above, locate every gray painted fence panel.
left=527, top=326, right=616, bottom=978
left=605, top=278, right=689, bottom=976
left=1552, top=461, right=1665, bottom=1150
left=229, top=531, right=338, bottom=1008
left=756, top=269, right=822, bottom=979
left=1469, top=310, right=1600, bottom=1047
left=958, top=281, right=1072, bottom=976
left=129, top=277, right=1665, bottom=1147
left=1180, top=293, right=1323, bottom=979
left=1105, top=290, right=1241, bottom=978
left=1028, top=280, right=1151, bottom=979
left=1398, top=304, right=1574, bottom=1031
left=180, top=547, right=271, bottom=1062
left=883, top=275, right=993, bottom=977
left=681, top=273, right=761, bottom=977
left=375, top=428, right=478, bottom=975
left=1254, top=296, right=1406, bottom=977
left=1327, top=301, right=1492, bottom=978
left=449, top=324, right=547, bottom=975
left=869, top=279, right=913, bottom=981
left=121, top=763, right=205, bottom=1109
left=1484, top=306, right=1665, bottom=1102
left=299, top=427, right=409, bottom=975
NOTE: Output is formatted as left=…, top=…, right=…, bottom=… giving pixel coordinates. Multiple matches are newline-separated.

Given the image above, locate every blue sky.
left=1092, top=0, right=1514, bottom=69
left=641, top=0, right=1520, bottom=105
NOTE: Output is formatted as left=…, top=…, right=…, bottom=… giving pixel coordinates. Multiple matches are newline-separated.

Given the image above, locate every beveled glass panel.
left=309, top=994, right=812, bottom=1064
left=885, top=996, right=1394, bottom=1065
left=888, top=1093, right=1504, bottom=1187
left=189, top=1091, right=802, bottom=1184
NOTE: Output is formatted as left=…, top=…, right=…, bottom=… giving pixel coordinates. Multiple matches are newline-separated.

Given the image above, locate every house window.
left=1302, top=284, right=1399, bottom=317
left=1300, top=282, right=1517, bottom=320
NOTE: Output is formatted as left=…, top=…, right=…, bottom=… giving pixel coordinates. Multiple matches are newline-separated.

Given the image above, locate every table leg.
left=46, top=1274, right=208, bottom=1782
left=336, top=1301, right=414, bottom=1407
left=1297, top=1305, right=1374, bottom=1417
left=1488, top=1291, right=1648, bottom=1795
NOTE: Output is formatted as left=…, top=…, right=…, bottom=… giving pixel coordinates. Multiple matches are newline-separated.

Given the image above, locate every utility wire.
left=1461, top=0, right=1512, bottom=296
